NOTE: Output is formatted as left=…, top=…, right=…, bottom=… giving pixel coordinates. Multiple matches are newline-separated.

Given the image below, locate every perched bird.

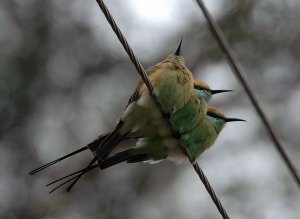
left=94, top=39, right=194, bottom=161
left=28, top=80, right=231, bottom=175
left=29, top=41, right=235, bottom=192
left=46, top=107, right=244, bottom=193
left=32, top=40, right=197, bottom=192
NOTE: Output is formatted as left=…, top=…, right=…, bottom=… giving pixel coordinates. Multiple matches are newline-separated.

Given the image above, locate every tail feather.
left=48, top=167, right=98, bottom=194
left=28, top=132, right=111, bottom=175
left=29, top=147, right=88, bottom=175
left=46, top=150, right=147, bottom=193
left=99, top=150, right=147, bottom=169
left=87, top=132, right=111, bottom=152
left=95, top=121, right=127, bottom=160
left=66, top=122, right=126, bottom=192
left=126, top=154, right=148, bottom=163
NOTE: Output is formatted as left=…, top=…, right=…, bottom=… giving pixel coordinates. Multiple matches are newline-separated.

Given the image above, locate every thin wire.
left=193, top=163, right=230, bottom=219
left=92, top=0, right=231, bottom=218
left=95, top=0, right=154, bottom=95
left=194, top=0, right=300, bottom=187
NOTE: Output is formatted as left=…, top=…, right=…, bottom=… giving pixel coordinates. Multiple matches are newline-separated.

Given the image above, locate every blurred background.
left=1, top=0, right=300, bottom=218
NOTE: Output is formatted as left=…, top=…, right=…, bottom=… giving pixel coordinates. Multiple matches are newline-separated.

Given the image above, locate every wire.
left=95, top=0, right=154, bottom=95
left=193, top=163, right=230, bottom=219
left=194, top=0, right=300, bottom=187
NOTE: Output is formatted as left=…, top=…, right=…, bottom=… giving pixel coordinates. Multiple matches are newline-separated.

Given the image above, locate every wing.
left=127, top=64, right=161, bottom=105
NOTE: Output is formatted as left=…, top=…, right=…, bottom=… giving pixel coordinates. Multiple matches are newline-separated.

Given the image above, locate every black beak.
left=211, top=89, right=233, bottom=95
left=225, top=118, right=246, bottom=123
left=174, top=38, right=183, bottom=56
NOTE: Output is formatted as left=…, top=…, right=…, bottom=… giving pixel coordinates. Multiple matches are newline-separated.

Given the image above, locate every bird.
left=45, top=107, right=245, bottom=193
left=30, top=40, right=234, bottom=192
left=28, top=80, right=231, bottom=175
left=31, top=39, right=196, bottom=192
left=93, top=39, right=194, bottom=160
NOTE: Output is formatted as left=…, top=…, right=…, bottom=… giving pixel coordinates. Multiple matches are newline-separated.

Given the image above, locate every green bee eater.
left=29, top=40, right=235, bottom=192
left=44, top=107, right=244, bottom=193
left=29, top=80, right=230, bottom=174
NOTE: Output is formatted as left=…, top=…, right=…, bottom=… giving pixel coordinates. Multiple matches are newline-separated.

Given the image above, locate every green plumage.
left=181, top=117, right=219, bottom=163
left=128, top=138, right=169, bottom=162
left=170, top=93, right=205, bottom=135
left=194, top=89, right=211, bottom=103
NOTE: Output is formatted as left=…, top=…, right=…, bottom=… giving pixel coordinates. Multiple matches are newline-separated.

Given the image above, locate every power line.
left=193, top=162, right=230, bottom=219
left=95, top=0, right=154, bottom=95
left=194, top=0, right=300, bottom=188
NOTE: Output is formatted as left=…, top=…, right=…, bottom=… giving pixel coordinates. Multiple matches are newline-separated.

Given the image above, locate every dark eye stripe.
left=194, top=85, right=210, bottom=91
left=207, top=112, right=224, bottom=120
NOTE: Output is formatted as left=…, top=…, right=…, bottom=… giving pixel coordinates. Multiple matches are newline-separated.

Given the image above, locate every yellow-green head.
left=166, top=38, right=185, bottom=65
